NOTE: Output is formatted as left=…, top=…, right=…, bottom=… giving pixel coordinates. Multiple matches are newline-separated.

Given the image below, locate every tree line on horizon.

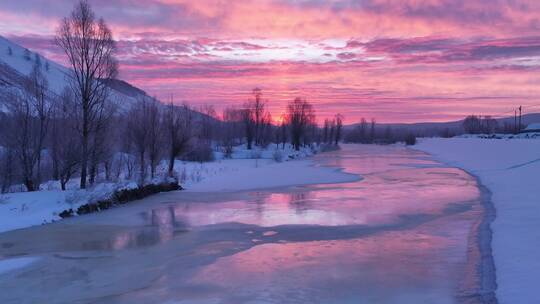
left=0, top=1, right=344, bottom=193
left=343, top=118, right=417, bottom=145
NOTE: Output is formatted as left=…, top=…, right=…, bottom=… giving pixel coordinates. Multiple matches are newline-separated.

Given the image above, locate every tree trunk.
left=150, top=161, right=156, bottom=179
left=52, top=158, right=59, bottom=181
left=89, top=162, right=96, bottom=185
left=168, top=153, right=175, bottom=177
left=80, top=130, right=88, bottom=189
left=24, top=179, right=35, bottom=192
left=104, top=161, right=111, bottom=181
left=139, top=153, right=145, bottom=186
left=36, top=154, right=42, bottom=187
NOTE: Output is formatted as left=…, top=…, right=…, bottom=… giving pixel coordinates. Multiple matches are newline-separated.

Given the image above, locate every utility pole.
left=514, top=110, right=517, bottom=134
left=519, top=106, right=522, bottom=132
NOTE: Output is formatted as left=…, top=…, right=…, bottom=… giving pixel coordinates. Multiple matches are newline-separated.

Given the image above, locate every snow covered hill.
left=0, top=35, right=143, bottom=112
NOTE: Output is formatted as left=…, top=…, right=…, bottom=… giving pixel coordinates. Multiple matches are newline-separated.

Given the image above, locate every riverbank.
left=415, top=137, right=540, bottom=304
left=0, top=145, right=358, bottom=233
left=470, top=177, right=498, bottom=303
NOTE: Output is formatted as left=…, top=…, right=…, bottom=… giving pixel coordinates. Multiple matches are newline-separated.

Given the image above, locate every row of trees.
left=344, top=118, right=417, bottom=145
left=344, top=118, right=376, bottom=144
left=220, top=90, right=343, bottom=153
left=462, top=114, right=525, bottom=134
left=462, top=115, right=499, bottom=134
left=1, top=62, right=52, bottom=191
left=0, top=1, right=345, bottom=193
left=1, top=81, right=344, bottom=193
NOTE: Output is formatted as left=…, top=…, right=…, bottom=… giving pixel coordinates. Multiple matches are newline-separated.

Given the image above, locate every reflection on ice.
left=191, top=228, right=464, bottom=303
left=145, top=166, right=479, bottom=229
left=0, top=145, right=490, bottom=304
left=88, top=207, right=186, bottom=251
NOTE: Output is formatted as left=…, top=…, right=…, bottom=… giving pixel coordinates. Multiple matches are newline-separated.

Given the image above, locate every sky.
left=2, top=0, right=540, bottom=123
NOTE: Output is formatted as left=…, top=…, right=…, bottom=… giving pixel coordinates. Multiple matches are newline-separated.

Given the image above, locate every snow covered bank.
left=0, top=181, right=140, bottom=233
left=184, top=158, right=357, bottom=192
left=0, top=257, right=39, bottom=275
left=0, top=145, right=357, bottom=233
left=415, top=138, right=540, bottom=304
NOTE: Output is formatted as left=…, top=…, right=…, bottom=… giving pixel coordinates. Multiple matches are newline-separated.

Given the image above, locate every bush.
left=183, top=141, right=214, bottom=162
left=64, top=182, right=182, bottom=218
left=223, top=145, right=233, bottom=159
left=405, top=134, right=416, bottom=145
left=249, top=150, right=262, bottom=159
left=319, top=143, right=340, bottom=152
left=272, top=150, right=283, bottom=162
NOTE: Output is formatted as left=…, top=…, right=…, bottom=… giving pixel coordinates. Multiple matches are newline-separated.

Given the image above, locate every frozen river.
left=0, top=145, right=496, bottom=303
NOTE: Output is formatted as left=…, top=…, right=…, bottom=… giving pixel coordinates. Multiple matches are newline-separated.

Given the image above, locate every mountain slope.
left=0, top=35, right=144, bottom=111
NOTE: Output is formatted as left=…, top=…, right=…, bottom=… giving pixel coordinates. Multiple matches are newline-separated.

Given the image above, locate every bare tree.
left=25, top=62, right=52, bottom=185
left=241, top=106, right=255, bottom=150
left=383, top=126, right=394, bottom=143
left=359, top=118, right=367, bottom=142
left=328, top=119, right=335, bottom=145
left=88, top=101, right=116, bottom=185
left=259, top=111, right=273, bottom=147
left=127, top=98, right=152, bottom=186
left=0, top=147, right=16, bottom=193
left=348, top=117, right=367, bottom=143
left=3, top=63, right=52, bottom=191
left=279, top=121, right=288, bottom=149
left=198, top=104, right=216, bottom=145
left=481, top=116, right=498, bottom=134
left=147, top=100, right=163, bottom=179
left=250, top=88, right=266, bottom=145
left=242, top=88, right=270, bottom=149
left=50, top=89, right=81, bottom=190
left=334, top=114, right=343, bottom=145
left=323, top=119, right=329, bottom=143
left=463, top=115, right=481, bottom=134
left=286, top=98, right=315, bottom=151
left=55, top=0, right=118, bottom=189
left=221, top=106, right=242, bottom=157
left=370, top=118, right=376, bottom=143
left=164, top=103, right=192, bottom=177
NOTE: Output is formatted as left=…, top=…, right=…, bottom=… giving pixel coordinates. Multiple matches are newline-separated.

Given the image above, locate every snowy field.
left=415, top=137, right=540, bottom=304
left=0, top=144, right=358, bottom=233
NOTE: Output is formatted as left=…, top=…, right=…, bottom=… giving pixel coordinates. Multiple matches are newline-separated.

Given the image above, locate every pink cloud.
left=3, top=1, right=540, bottom=123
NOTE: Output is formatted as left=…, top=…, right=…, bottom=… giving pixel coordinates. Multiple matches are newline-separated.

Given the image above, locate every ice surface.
left=0, top=145, right=488, bottom=303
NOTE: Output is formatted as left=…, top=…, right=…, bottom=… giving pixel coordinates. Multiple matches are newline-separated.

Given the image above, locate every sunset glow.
left=2, top=0, right=540, bottom=122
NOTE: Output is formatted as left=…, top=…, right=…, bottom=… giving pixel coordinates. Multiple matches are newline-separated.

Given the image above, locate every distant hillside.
left=346, top=113, right=540, bottom=136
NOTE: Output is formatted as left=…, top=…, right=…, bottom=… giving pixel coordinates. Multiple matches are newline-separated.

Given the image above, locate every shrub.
left=249, top=150, right=262, bottom=159
left=71, top=182, right=182, bottom=217
left=405, top=134, right=417, bottom=145
left=319, top=143, right=340, bottom=152
left=272, top=150, right=283, bottom=162
left=223, top=145, right=233, bottom=158
left=183, top=141, right=214, bottom=162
